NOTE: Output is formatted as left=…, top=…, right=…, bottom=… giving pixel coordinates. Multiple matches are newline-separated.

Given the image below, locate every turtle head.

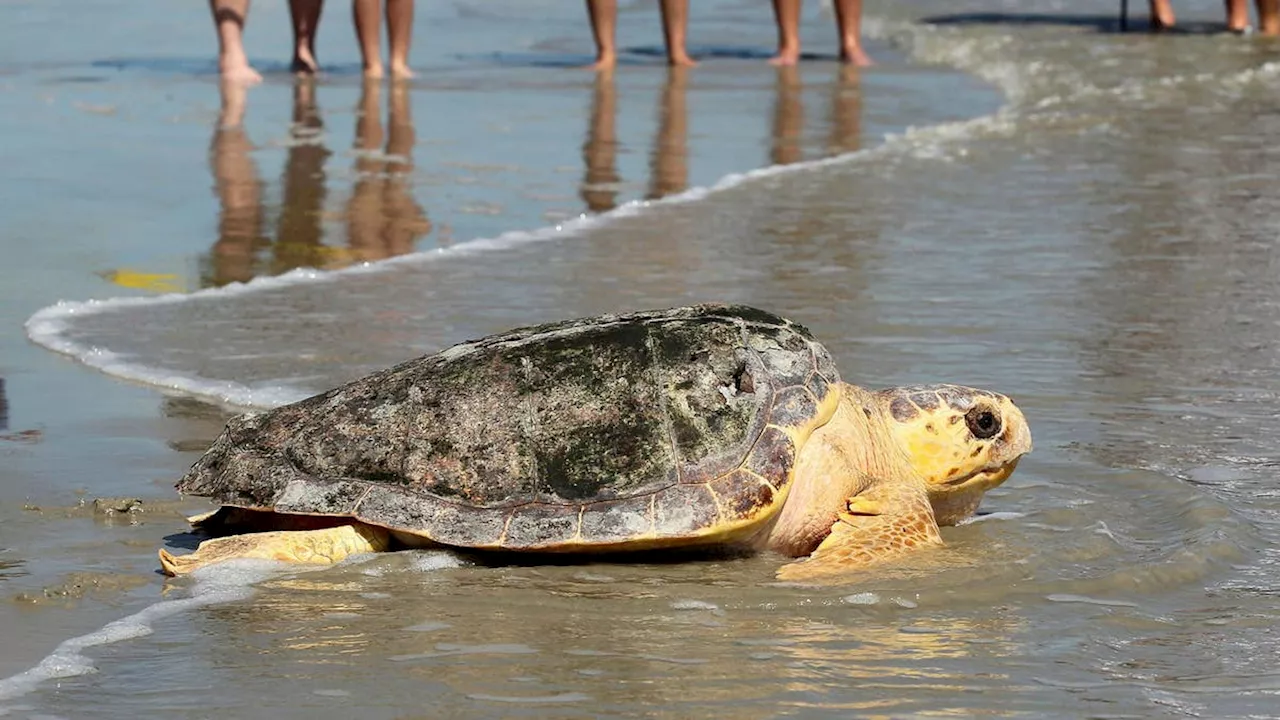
left=875, top=384, right=1032, bottom=526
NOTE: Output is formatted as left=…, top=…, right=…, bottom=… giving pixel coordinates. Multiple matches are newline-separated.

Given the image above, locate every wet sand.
left=0, top=0, right=996, bottom=700
left=8, top=0, right=1280, bottom=717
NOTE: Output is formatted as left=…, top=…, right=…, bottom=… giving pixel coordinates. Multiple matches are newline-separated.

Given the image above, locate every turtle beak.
left=999, top=402, right=1033, bottom=461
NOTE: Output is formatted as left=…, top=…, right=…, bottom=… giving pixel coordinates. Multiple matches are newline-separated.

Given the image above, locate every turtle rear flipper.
left=775, top=478, right=942, bottom=582
left=159, top=523, right=392, bottom=576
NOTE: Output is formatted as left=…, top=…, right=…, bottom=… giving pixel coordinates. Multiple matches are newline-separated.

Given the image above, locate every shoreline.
left=0, top=0, right=1008, bottom=705
left=19, top=11, right=1007, bottom=410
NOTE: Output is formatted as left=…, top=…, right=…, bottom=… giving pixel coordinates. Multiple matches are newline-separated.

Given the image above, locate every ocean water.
left=6, top=0, right=1280, bottom=716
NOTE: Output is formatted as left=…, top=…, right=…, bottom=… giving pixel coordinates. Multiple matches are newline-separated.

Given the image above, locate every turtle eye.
left=965, top=406, right=1001, bottom=439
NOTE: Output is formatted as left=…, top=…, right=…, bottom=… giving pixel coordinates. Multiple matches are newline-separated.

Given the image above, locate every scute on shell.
left=177, top=304, right=841, bottom=550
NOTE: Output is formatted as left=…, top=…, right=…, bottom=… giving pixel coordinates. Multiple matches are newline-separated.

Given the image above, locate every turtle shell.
left=178, top=304, right=842, bottom=551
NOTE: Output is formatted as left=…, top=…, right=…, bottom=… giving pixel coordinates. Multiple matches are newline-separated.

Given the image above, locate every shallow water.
left=7, top=0, right=1280, bottom=716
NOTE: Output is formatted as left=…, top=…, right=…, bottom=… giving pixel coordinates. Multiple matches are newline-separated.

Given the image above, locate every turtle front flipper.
left=775, top=479, right=942, bottom=582
left=159, top=523, right=392, bottom=576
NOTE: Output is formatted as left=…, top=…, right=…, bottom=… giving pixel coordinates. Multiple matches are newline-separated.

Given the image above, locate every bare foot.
left=389, top=62, right=415, bottom=78
left=584, top=52, right=617, bottom=71
left=363, top=62, right=385, bottom=79
left=1147, top=0, right=1175, bottom=29
left=769, top=50, right=800, bottom=66
left=292, top=46, right=319, bottom=75
left=840, top=45, right=873, bottom=67
left=668, top=53, right=697, bottom=67
left=220, top=58, right=263, bottom=86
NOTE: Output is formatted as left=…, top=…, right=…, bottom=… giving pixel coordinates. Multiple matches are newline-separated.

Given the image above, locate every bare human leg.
left=386, top=0, right=415, bottom=78
left=659, top=0, right=696, bottom=66
left=1258, top=0, right=1280, bottom=34
left=769, top=0, right=802, bottom=66
left=354, top=0, right=385, bottom=78
left=832, top=0, right=871, bottom=66
left=210, top=0, right=262, bottom=84
left=1148, top=0, right=1176, bottom=29
left=289, top=0, right=324, bottom=74
left=585, top=0, right=618, bottom=70
left=1224, top=0, right=1250, bottom=30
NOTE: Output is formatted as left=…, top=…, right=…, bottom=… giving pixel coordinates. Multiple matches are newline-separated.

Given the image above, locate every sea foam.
left=0, top=561, right=278, bottom=706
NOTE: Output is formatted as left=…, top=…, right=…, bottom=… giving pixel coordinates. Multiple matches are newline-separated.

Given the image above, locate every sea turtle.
left=159, top=304, right=1032, bottom=582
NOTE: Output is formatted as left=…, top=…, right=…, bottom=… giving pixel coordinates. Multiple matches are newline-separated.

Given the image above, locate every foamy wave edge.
left=24, top=17, right=1019, bottom=411
left=0, top=552, right=466, bottom=708
left=0, top=561, right=276, bottom=708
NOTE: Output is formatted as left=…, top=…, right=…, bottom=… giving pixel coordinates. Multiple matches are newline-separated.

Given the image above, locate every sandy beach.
left=5, top=0, right=1280, bottom=716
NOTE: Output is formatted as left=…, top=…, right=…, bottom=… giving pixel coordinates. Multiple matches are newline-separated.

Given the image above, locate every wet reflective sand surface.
left=5, top=0, right=1280, bottom=716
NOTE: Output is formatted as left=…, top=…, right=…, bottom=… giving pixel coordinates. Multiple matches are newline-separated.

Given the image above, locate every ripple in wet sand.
left=466, top=692, right=590, bottom=704
left=389, top=643, right=539, bottom=661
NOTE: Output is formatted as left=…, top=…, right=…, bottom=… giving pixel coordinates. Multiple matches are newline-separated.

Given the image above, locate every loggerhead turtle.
left=159, top=304, right=1031, bottom=582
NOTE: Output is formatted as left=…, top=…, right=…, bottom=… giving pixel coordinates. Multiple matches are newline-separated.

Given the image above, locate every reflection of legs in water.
left=208, top=82, right=267, bottom=286
left=354, top=0, right=416, bottom=78
left=379, top=83, right=430, bottom=256
left=1148, top=0, right=1175, bottom=29
left=289, top=0, right=324, bottom=73
left=580, top=70, right=620, bottom=213
left=584, top=0, right=694, bottom=70
left=346, top=81, right=430, bottom=262
left=209, top=0, right=262, bottom=84
left=827, top=65, right=862, bottom=156
left=647, top=67, right=689, bottom=200
left=770, top=0, right=871, bottom=66
left=770, top=65, right=804, bottom=166
left=274, top=80, right=332, bottom=274
left=348, top=81, right=386, bottom=259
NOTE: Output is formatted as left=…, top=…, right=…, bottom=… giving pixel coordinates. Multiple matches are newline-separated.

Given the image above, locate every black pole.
left=1120, top=0, right=1129, bottom=31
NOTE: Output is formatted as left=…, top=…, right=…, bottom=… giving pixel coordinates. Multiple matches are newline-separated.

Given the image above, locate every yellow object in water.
left=97, top=269, right=185, bottom=293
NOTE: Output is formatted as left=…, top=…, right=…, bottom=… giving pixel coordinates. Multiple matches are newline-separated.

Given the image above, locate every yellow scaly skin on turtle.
left=160, top=383, right=1030, bottom=582
left=769, top=383, right=1031, bottom=581
left=887, top=385, right=1031, bottom=527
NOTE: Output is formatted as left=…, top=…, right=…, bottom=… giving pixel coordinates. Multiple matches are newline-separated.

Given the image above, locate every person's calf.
left=1258, top=0, right=1280, bottom=34
left=1149, top=0, right=1176, bottom=29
